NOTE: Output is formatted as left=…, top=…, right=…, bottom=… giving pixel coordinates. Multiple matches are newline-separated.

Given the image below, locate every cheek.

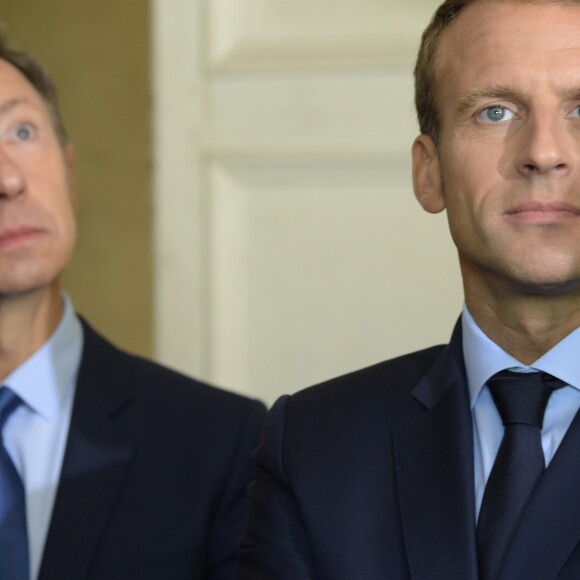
left=440, top=171, right=489, bottom=248
left=31, top=163, right=77, bottom=223
left=60, top=199, right=78, bottom=246
left=441, top=149, right=492, bottom=212
left=36, top=193, right=78, bottom=258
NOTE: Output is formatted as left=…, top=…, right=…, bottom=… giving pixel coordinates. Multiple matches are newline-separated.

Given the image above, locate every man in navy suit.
left=0, top=30, right=265, bottom=579
left=240, top=1, right=580, bottom=578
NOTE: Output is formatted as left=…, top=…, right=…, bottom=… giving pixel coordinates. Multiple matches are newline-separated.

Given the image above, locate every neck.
left=464, top=276, right=580, bottom=365
left=0, top=285, right=64, bottom=381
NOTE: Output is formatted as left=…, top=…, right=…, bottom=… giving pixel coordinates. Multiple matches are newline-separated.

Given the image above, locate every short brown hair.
left=0, top=25, right=67, bottom=146
left=414, top=0, right=579, bottom=143
left=414, top=0, right=475, bottom=143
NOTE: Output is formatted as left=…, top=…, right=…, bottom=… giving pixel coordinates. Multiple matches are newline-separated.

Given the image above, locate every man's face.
left=413, top=1, right=580, bottom=297
left=0, top=58, right=77, bottom=298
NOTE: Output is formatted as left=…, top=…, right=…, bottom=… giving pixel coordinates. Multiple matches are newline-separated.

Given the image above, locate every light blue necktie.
left=0, top=387, right=29, bottom=580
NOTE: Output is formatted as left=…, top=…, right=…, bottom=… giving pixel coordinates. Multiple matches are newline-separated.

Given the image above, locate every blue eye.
left=14, top=123, right=34, bottom=141
left=479, top=106, right=514, bottom=123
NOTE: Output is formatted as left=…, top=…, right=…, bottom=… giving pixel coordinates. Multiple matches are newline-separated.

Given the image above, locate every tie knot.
left=0, top=388, right=22, bottom=432
left=487, top=371, right=565, bottom=429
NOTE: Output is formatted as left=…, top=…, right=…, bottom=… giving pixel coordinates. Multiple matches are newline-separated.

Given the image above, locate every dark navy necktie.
left=0, top=387, right=29, bottom=580
left=476, top=370, right=565, bottom=580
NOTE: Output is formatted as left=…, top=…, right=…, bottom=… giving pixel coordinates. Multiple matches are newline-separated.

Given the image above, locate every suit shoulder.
left=78, top=317, right=266, bottom=420
left=266, top=345, right=449, bottom=473
left=291, top=344, right=446, bottom=408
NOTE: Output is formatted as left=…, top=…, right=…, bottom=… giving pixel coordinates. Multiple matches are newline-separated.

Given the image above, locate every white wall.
left=152, top=0, right=463, bottom=404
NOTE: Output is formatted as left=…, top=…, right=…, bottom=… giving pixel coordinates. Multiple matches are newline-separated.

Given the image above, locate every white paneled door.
left=152, top=0, right=462, bottom=404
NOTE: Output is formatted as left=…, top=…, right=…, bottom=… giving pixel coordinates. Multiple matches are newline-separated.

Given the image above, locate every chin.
left=493, top=250, right=580, bottom=295
left=511, top=274, right=580, bottom=297
left=0, top=267, right=64, bottom=298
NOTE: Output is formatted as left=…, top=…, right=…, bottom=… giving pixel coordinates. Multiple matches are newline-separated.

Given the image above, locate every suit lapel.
left=38, top=321, right=135, bottom=580
left=392, top=322, right=479, bottom=580
left=499, top=405, right=580, bottom=580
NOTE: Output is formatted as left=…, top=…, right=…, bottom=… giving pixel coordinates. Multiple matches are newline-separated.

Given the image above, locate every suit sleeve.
left=204, top=399, right=267, bottom=580
left=239, top=396, right=319, bottom=580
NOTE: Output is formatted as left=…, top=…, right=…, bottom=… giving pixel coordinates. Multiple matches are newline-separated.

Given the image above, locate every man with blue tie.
left=240, top=1, right=580, bottom=578
left=0, top=30, right=266, bottom=580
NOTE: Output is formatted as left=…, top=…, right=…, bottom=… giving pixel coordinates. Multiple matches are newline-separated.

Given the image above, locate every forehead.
left=0, top=57, right=47, bottom=112
left=436, top=1, right=580, bottom=96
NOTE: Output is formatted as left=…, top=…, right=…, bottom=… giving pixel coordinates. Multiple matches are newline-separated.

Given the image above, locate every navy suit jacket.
left=35, top=319, right=266, bottom=580
left=240, top=322, right=580, bottom=580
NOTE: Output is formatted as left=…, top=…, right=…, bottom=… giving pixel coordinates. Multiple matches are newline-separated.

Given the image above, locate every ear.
left=63, top=144, right=79, bottom=212
left=412, top=134, right=445, bottom=214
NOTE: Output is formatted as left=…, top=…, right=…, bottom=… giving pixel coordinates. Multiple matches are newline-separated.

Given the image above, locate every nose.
left=0, top=147, right=25, bottom=199
left=516, top=114, right=573, bottom=178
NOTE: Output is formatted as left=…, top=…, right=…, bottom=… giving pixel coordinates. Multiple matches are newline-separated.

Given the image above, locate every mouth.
left=505, top=202, right=580, bottom=224
left=0, top=227, right=45, bottom=249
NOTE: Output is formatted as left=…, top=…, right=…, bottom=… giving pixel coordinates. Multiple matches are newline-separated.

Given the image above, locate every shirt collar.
left=4, top=294, right=83, bottom=420
left=462, top=304, right=580, bottom=408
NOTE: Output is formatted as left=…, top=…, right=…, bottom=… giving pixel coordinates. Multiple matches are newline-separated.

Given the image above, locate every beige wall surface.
left=2, top=1, right=152, bottom=357
left=153, top=0, right=463, bottom=403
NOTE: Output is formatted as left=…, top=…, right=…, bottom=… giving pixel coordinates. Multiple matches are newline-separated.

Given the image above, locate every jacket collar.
left=38, top=320, right=134, bottom=580
left=393, top=320, right=479, bottom=580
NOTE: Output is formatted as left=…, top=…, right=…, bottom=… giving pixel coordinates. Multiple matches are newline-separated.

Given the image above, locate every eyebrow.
left=0, top=98, right=32, bottom=117
left=456, top=86, right=518, bottom=116
left=558, top=86, right=580, bottom=102
left=456, top=85, right=580, bottom=116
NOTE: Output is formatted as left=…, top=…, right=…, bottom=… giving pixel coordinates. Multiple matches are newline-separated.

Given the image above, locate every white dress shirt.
left=1, top=295, right=83, bottom=580
left=462, top=305, right=580, bottom=519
